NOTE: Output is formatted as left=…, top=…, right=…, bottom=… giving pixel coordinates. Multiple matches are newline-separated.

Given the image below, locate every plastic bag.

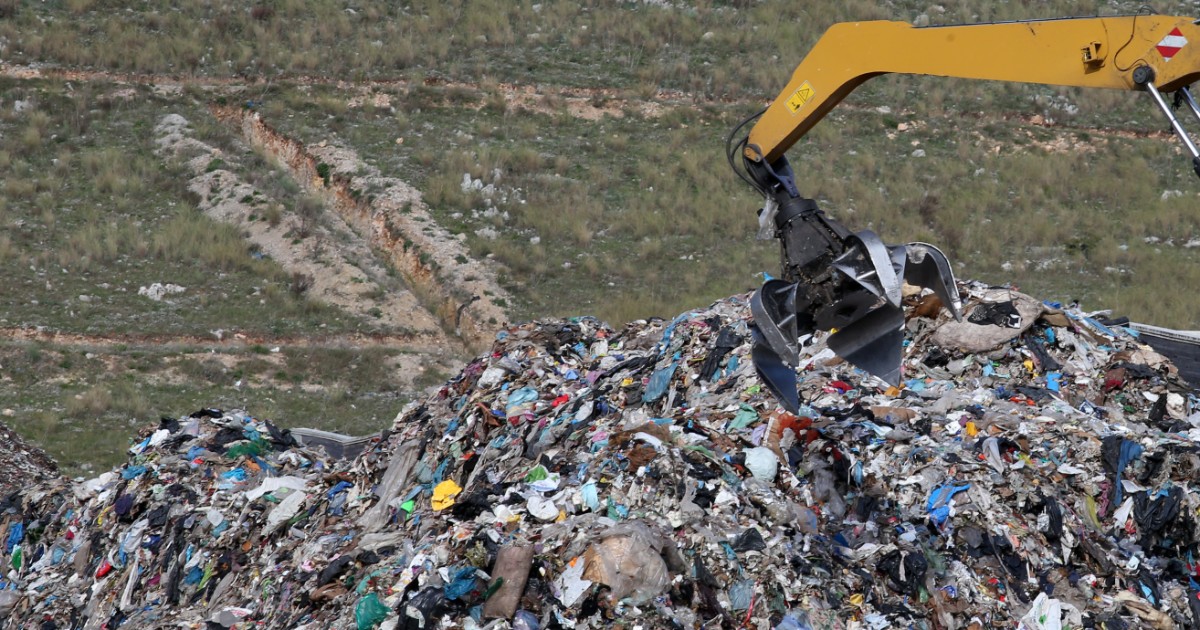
left=642, top=364, right=677, bottom=403
left=1017, top=592, right=1079, bottom=630
left=729, top=579, right=755, bottom=611
left=582, top=521, right=670, bottom=603
left=431, top=479, right=462, bottom=511
left=443, top=567, right=480, bottom=600
left=505, top=387, right=539, bottom=420
left=777, top=611, right=815, bottom=630
left=513, top=610, right=540, bottom=630
left=355, top=593, right=390, bottom=630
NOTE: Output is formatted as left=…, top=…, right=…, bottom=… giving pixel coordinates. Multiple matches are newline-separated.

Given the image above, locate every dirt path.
left=0, top=62, right=674, bottom=119
left=2, top=61, right=1182, bottom=137
left=0, top=327, right=452, bottom=352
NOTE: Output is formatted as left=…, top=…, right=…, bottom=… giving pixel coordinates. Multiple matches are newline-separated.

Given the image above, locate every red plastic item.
left=95, top=560, right=113, bottom=578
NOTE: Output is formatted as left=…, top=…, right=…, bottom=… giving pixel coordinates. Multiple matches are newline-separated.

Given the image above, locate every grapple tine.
left=751, top=324, right=801, bottom=413
left=903, top=242, right=962, bottom=320
left=750, top=279, right=801, bottom=366
left=831, top=231, right=903, bottom=307
left=826, top=305, right=906, bottom=386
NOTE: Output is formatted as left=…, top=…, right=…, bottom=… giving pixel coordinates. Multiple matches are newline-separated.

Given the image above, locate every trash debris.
left=482, top=545, right=534, bottom=620
left=4, top=282, right=1200, bottom=629
left=0, top=420, right=59, bottom=497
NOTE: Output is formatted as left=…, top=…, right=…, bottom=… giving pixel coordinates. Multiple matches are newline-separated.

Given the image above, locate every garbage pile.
left=0, top=420, right=60, bottom=498
left=4, top=281, right=1200, bottom=629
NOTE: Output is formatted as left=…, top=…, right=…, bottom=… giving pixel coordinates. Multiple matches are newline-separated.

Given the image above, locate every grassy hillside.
left=0, top=80, right=454, bottom=472
left=3, top=0, right=1200, bottom=471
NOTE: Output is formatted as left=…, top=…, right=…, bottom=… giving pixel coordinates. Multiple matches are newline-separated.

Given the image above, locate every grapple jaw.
left=749, top=196, right=961, bottom=412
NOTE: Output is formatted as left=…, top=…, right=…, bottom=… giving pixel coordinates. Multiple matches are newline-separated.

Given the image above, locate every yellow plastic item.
left=431, top=479, right=462, bottom=511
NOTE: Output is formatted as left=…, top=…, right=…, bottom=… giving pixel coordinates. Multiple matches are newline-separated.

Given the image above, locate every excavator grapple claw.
left=731, top=14, right=1200, bottom=411
left=749, top=215, right=962, bottom=407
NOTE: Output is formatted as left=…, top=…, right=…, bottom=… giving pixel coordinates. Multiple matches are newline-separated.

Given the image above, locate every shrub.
left=65, top=386, right=113, bottom=418
left=290, top=272, right=313, bottom=296
left=294, top=195, right=324, bottom=238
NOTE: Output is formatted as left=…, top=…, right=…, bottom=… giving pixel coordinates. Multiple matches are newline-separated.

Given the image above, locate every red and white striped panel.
left=1157, top=27, right=1188, bottom=62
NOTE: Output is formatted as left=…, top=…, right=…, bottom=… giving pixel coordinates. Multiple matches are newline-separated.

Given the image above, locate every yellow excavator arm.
left=746, top=15, right=1200, bottom=166
left=736, top=14, right=1200, bottom=412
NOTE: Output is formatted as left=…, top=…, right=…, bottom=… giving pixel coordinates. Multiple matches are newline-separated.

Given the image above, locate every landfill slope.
left=0, top=420, right=60, bottom=498
left=3, top=283, right=1200, bottom=629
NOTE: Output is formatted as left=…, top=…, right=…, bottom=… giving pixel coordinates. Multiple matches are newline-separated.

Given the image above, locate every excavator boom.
left=737, top=13, right=1200, bottom=412
left=748, top=15, right=1200, bottom=165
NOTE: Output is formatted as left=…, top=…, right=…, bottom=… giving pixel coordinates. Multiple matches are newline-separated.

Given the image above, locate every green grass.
left=1, top=1, right=1189, bottom=96
left=0, top=341, right=434, bottom=475
left=0, top=78, right=404, bottom=336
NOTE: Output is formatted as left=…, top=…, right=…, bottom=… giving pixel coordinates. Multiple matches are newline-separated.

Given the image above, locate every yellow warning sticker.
left=786, top=81, right=815, bottom=114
